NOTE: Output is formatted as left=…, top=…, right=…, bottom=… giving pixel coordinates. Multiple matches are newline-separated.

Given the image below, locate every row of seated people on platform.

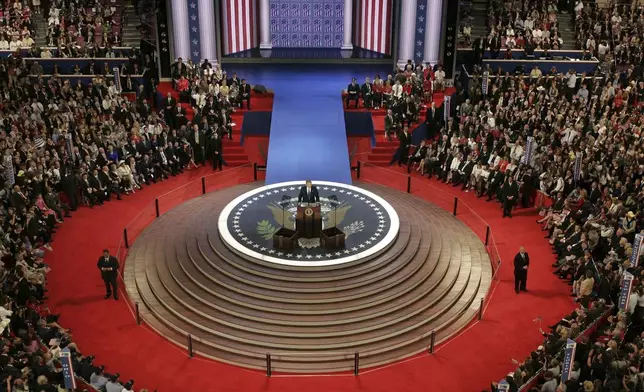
left=344, top=63, right=447, bottom=110
left=26, top=58, right=146, bottom=77
left=170, top=58, right=252, bottom=111
left=7, top=43, right=133, bottom=58
left=161, top=89, right=236, bottom=141
left=574, top=1, right=643, bottom=66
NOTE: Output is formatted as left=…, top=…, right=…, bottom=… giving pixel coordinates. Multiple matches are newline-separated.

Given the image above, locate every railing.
left=110, top=160, right=508, bottom=380
left=115, top=163, right=258, bottom=264
left=355, top=161, right=503, bottom=290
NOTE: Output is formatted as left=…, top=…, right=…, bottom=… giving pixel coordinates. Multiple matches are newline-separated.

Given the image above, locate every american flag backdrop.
left=413, top=0, right=427, bottom=63
left=187, top=0, right=201, bottom=62
left=353, top=0, right=393, bottom=55
left=222, top=0, right=258, bottom=55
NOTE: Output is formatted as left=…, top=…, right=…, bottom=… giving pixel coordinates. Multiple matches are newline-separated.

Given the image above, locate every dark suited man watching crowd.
left=97, top=249, right=119, bottom=300
left=514, top=246, right=529, bottom=293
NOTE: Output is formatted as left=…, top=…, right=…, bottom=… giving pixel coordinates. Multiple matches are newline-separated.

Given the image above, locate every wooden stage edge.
left=123, top=181, right=492, bottom=373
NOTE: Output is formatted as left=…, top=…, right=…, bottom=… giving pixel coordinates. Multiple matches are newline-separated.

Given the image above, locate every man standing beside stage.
left=514, top=246, right=529, bottom=293
left=501, top=175, right=519, bottom=218
left=97, top=249, right=119, bottom=300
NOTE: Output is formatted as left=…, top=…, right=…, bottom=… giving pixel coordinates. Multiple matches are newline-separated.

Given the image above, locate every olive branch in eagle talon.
left=256, top=220, right=278, bottom=240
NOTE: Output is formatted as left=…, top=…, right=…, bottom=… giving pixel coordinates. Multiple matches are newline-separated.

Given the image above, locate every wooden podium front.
left=296, top=204, right=322, bottom=239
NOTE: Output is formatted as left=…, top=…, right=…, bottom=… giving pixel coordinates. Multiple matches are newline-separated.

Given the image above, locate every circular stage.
left=124, top=182, right=492, bottom=373
left=218, top=181, right=400, bottom=266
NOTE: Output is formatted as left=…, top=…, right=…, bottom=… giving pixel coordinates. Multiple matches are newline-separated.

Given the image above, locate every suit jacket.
left=513, top=252, right=529, bottom=273
left=384, top=115, right=397, bottom=132
left=240, top=84, right=251, bottom=96
left=97, top=255, right=119, bottom=280
left=426, top=107, right=443, bottom=128
left=347, top=83, right=359, bottom=95
left=501, top=180, right=519, bottom=200
left=298, top=186, right=320, bottom=204
left=398, top=131, right=411, bottom=149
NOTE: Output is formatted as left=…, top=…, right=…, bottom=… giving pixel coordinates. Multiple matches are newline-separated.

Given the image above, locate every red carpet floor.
left=44, top=164, right=574, bottom=392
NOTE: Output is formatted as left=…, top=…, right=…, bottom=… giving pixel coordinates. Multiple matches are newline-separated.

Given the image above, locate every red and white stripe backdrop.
left=353, top=0, right=393, bottom=55
left=222, top=0, right=258, bottom=55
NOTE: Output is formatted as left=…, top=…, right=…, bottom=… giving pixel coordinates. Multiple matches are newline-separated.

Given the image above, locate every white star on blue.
left=187, top=0, right=201, bottom=63
left=414, top=0, right=428, bottom=63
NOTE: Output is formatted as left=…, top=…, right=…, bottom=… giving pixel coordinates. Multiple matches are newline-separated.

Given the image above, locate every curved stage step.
left=124, top=182, right=492, bottom=373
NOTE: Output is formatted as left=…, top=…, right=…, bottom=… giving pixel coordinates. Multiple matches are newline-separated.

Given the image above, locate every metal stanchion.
left=407, top=175, right=411, bottom=193
left=429, top=330, right=436, bottom=353
left=123, top=229, right=129, bottom=249
left=253, top=163, right=258, bottom=181
left=155, top=198, right=160, bottom=218
left=478, top=298, right=484, bottom=320
left=266, top=354, right=272, bottom=377
left=453, top=197, right=458, bottom=216
left=357, top=161, right=361, bottom=179
left=485, top=226, right=490, bottom=245
left=187, top=334, right=194, bottom=358
left=135, top=301, right=141, bottom=325
left=354, top=352, right=359, bottom=375
left=201, top=177, right=206, bottom=194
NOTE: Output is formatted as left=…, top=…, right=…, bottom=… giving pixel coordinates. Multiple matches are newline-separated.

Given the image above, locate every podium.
left=296, top=204, right=322, bottom=239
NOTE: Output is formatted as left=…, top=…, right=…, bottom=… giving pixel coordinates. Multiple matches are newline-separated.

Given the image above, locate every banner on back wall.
left=482, top=71, right=489, bottom=96
left=619, top=271, right=635, bottom=310
left=60, top=347, right=77, bottom=390
left=443, top=95, right=450, bottom=122
left=3, top=153, right=14, bottom=186
left=573, top=151, right=583, bottom=181
left=521, top=136, right=535, bottom=166
left=497, top=379, right=510, bottom=392
left=631, top=234, right=643, bottom=267
left=561, top=339, right=577, bottom=382
left=113, top=67, right=122, bottom=93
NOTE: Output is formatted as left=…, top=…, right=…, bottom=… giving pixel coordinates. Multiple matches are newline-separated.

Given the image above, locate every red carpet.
left=45, top=164, right=574, bottom=392
left=155, top=82, right=274, bottom=166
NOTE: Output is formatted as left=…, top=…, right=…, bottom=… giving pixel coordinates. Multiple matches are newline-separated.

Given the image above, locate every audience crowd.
left=573, top=0, right=643, bottom=67
left=464, top=0, right=566, bottom=55
left=351, top=2, right=643, bottom=389
left=44, top=0, right=124, bottom=48
left=0, top=24, right=252, bottom=392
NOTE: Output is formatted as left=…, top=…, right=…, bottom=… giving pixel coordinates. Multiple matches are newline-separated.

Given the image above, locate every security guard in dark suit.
left=501, top=176, right=519, bottom=218
left=97, top=249, right=119, bottom=300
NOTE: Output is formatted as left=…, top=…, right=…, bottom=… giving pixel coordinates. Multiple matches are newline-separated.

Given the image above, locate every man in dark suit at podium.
left=298, top=180, right=320, bottom=204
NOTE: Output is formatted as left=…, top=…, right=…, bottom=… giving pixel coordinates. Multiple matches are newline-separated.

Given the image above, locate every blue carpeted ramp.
left=240, top=112, right=272, bottom=145
left=265, top=67, right=352, bottom=185
left=344, top=112, right=376, bottom=146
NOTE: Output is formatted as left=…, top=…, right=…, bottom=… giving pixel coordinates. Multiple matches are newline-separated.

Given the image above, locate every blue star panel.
left=413, top=0, right=427, bottom=63
left=269, top=0, right=344, bottom=48
left=187, top=0, right=201, bottom=63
